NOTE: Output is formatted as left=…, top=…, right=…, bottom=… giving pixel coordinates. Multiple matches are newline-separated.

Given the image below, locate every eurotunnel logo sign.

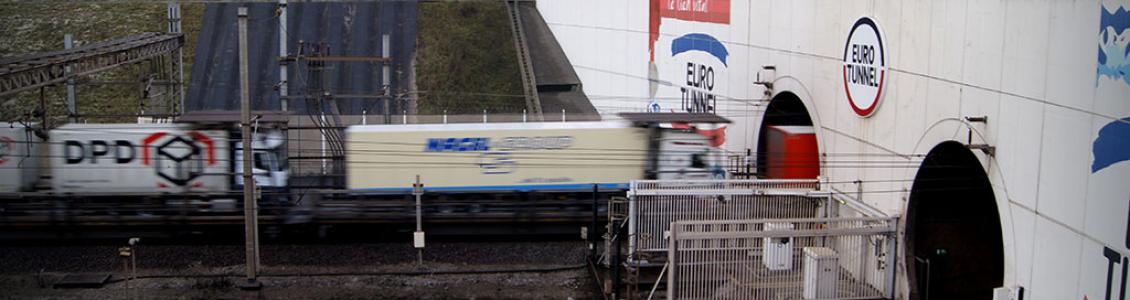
left=843, top=17, right=887, bottom=118
left=673, top=33, right=728, bottom=113
left=647, top=0, right=732, bottom=114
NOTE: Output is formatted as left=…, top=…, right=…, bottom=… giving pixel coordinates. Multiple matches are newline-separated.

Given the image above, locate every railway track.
left=0, top=192, right=610, bottom=239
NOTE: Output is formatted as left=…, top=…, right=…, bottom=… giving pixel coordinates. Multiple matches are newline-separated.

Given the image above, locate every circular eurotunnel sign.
left=842, top=17, right=887, bottom=118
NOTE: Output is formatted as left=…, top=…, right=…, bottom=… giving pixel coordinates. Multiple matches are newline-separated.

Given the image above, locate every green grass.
left=0, top=2, right=205, bottom=124
left=416, top=1, right=525, bottom=114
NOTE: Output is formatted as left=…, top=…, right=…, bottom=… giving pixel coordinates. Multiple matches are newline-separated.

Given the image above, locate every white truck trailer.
left=346, top=121, right=725, bottom=193
left=49, top=124, right=233, bottom=195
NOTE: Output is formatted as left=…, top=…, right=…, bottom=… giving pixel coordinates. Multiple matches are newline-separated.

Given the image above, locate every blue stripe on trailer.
left=353, top=183, right=629, bottom=194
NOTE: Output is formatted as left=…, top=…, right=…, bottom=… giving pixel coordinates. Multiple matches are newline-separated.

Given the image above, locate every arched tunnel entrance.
left=906, top=141, right=1004, bottom=300
left=757, top=92, right=817, bottom=178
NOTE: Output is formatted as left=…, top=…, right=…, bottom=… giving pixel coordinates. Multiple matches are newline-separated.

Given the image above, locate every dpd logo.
left=142, top=132, right=216, bottom=187
left=842, top=17, right=887, bottom=118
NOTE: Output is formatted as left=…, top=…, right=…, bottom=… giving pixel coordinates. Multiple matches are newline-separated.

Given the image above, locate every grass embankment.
left=417, top=1, right=525, bottom=114
left=0, top=2, right=204, bottom=124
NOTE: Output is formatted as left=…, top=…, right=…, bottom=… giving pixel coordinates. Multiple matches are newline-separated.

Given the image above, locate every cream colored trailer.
left=346, top=122, right=650, bottom=193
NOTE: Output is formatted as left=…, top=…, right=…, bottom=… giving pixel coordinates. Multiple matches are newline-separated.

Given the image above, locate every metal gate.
left=666, top=216, right=897, bottom=299
left=627, top=179, right=826, bottom=262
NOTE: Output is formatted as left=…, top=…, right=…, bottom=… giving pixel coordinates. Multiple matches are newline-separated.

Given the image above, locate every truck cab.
left=655, top=129, right=727, bottom=180
left=618, top=112, right=731, bottom=181
left=234, top=129, right=288, bottom=188
left=177, top=111, right=291, bottom=196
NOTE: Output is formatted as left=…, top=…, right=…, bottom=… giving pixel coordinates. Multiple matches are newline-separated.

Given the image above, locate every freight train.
left=0, top=113, right=729, bottom=205
left=0, top=122, right=289, bottom=200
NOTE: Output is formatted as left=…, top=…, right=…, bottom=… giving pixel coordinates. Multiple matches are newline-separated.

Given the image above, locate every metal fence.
left=666, top=216, right=897, bottom=300
left=627, top=179, right=827, bottom=262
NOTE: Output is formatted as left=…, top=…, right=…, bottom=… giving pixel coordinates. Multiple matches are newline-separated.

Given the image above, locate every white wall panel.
left=1037, top=106, right=1093, bottom=230
left=895, top=0, right=933, bottom=75
left=1029, top=216, right=1082, bottom=300
left=767, top=0, right=791, bottom=53
left=927, top=0, right=968, bottom=82
left=1009, top=202, right=1038, bottom=289
left=924, top=80, right=961, bottom=126
left=996, top=94, right=1045, bottom=210
left=812, top=59, right=843, bottom=134
left=892, top=73, right=929, bottom=156
left=1078, top=238, right=1116, bottom=300
left=961, top=0, right=1006, bottom=90
left=1001, top=0, right=1052, bottom=100
left=1044, top=0, right=1101, bottom=110
left=790, top=0, right=816, bottom=56
left=813, top=0, right=844, bottom=59
left=749, top=0, right=772, bottom=49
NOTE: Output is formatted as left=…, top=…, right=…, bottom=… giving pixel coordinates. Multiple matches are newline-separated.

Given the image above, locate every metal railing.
left=726, top=154, right=756, bottom=179
left=627, top=179, right=826, bottom=262
left=631, top=179, right=819, bottom=193
left=666, top=216, right=897, bottom=300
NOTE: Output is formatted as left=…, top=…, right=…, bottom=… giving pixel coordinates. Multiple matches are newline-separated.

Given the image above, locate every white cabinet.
left=762, top=222, right=794, bottom=270
left=804, top=247, right=839, bottom=299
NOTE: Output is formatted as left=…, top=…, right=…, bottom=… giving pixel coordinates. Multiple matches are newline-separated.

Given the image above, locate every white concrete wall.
left=539, top=0, right=1130, bottom=299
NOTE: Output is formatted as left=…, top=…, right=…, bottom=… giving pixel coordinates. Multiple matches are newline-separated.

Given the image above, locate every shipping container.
left=764, top=125, right=819, bottom=179
left=49, top=124, right=231, bottom=195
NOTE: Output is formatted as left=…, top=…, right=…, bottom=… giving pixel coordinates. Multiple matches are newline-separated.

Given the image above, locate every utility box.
left=762, top=222, right=794, bottom=270
left=803, top=247, right=839, bottom=299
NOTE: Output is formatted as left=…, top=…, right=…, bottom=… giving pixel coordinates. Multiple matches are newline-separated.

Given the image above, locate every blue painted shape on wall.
left=1098, top=6, right=1130, bottom=86
left=671, top=33, right=729, bottom=67
left=1093, top=117, right=1130, bottom=173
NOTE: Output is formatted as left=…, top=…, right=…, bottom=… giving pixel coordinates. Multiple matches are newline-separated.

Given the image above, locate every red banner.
left=660, top=0, right=731, bottom=24
left=650, top=0, right=731, bottom=61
